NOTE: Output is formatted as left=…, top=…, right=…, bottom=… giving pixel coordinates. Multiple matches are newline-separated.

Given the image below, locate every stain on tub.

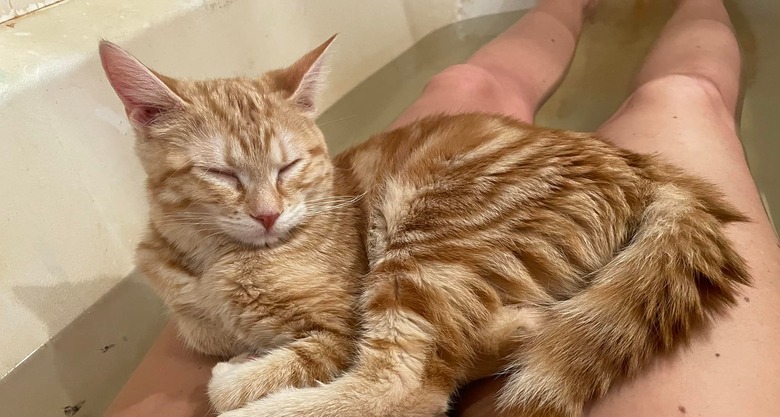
left=63, top=400, right=85, bottom=416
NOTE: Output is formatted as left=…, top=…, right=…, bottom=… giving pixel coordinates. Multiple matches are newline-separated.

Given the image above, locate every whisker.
left=316, top=114, right=357, bottom=127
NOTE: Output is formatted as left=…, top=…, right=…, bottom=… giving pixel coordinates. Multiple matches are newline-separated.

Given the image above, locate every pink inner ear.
left=99, top=40, right=185, bottom=128
left=126, top=106, right=166, bottom=126
left=294, top=95, right=316, bottom=113
left=279, top=34, right=337, bottom=115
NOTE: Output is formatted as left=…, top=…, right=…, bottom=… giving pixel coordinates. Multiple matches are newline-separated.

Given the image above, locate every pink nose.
left=251, top=212, right=280, bottom=230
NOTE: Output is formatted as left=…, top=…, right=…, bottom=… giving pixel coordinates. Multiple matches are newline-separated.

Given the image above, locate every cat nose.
left=251, top=211, right=280, bottom=230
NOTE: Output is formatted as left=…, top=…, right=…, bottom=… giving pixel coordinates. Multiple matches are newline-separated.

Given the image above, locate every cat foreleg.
left=207, top=331, right=353, bottom=412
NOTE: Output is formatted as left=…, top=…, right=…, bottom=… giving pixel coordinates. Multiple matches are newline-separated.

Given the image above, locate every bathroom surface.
left=1, top=0, right=778, bottom=416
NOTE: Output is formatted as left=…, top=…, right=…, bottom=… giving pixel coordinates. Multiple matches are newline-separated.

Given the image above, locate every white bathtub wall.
left=0, top=0, right=65, bottom=24
left=0, top=0, right=534, bottom=378
left=0, top=1, right=12, bottom=23
left=456, top=0, right=535, bottom=20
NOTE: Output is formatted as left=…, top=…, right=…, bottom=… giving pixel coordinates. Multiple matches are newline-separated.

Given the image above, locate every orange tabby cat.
left=100, top=37, right=749, bottom=417
left=100, top=37, right=367, bottom=410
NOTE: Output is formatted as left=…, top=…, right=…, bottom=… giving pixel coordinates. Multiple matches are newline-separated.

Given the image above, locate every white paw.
left=208, top=355, right=255, bottom=412
left=215, top=387, right=321, bottom=417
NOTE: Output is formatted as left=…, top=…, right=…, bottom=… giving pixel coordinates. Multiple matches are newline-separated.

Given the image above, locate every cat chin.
left=226, top=228, right=291, bottom=249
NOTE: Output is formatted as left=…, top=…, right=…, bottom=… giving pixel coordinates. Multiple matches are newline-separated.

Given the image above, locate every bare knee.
left=631, top=74, right=737, bottom=132
left=425, top=64, right=504, bottom=101
left=421, top=64, right=533, bottom=121
left=599, top=73, right=747, bottom=171
left=638, top=17, right=741, bottom=114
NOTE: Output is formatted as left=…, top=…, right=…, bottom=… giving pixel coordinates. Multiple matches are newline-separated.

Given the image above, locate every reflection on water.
left=320, top=0, right=778, bottom=230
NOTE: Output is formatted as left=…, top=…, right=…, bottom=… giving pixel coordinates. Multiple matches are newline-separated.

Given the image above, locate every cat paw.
left=208, top=352, right=294, bottom=413
left=214, top=387, right=320, bottom=417
left=208, top=358, right=252, bottom=412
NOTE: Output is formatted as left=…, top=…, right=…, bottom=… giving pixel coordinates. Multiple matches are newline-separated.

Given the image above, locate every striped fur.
left=220, top=114, right=748, bottom=417
left=100, top=40, right=750, bottom=417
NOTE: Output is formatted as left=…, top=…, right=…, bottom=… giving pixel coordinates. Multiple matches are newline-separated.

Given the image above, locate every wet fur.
left=100, top=39, right=750, bottom=417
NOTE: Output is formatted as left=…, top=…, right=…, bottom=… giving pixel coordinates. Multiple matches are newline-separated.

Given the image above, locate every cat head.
left=100, top=36, right=337, bottom=248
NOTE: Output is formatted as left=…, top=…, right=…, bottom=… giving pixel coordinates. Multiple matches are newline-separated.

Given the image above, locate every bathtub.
left=1, top=0, right=777, bottom=416
left=0, top=0, right=533, bottom=415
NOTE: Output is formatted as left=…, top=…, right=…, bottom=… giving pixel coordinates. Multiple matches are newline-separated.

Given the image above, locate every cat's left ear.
left=99, top=40, right=187, bottom=130
left=275, top=34, right=337, bottom=116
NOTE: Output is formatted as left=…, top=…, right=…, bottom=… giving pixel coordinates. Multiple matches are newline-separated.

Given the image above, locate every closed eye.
left=279, top=158, right=302, bottom=176
left=203, top=167, right=240, bottom=187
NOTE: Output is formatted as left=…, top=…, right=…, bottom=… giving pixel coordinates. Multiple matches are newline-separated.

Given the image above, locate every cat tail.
left=219, top=265, right=468, bottom=417
left=498, top=182, right=751, bottom=417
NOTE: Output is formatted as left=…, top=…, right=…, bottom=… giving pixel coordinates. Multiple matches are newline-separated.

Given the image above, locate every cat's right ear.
left=274, top=34, right=338, bottom=117
left=99, top=40, right=186, bottom=130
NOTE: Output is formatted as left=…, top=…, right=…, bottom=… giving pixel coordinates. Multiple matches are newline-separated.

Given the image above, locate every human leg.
left=105, top=322, right=217, bottom=417
left=389, top=0, right=593, bottom=128
left=588, top=1, right=780, bottom=415
left=458, top=1, right=780, bottom=416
